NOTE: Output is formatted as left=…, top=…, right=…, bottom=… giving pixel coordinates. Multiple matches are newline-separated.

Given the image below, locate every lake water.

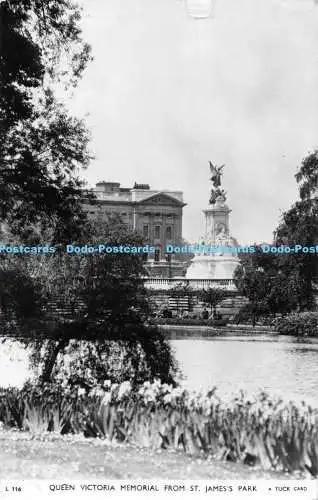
left=0, top=336, right=317, bottom=408
left=171, top=335, right=318, bottom=407
left=0, top=341, right=31, bottom=388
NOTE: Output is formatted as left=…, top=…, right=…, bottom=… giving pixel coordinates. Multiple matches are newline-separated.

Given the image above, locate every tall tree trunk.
left=40, top=338, right=69, bottom=383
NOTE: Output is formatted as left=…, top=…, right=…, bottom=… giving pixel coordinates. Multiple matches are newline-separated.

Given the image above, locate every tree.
left=0, top=265, right=39, bottom=323
left=0, top=0, right=93, bottom=242
left=0, top=1, right=177, bottom=387
left=199, top=287, right=226, bottom=315
left=274, top=150, right=318, bottom=310
left=0, top=217, right=177, bottom=385
left=234, top=151, right=318, bottom=318
left=234, top=254, right=267, bottom=325
left=233, top=247, right=298, bottom=324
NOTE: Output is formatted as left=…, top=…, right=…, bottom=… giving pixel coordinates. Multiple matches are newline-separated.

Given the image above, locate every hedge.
left=274, top=312, right=318, bottom=337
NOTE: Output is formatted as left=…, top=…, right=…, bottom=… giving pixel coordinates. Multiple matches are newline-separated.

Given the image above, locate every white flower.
left=118, top=381, right=132, bottom=400
left=101, top=392, right=111, bottom=406
left=163, top=393, right=172, bottom=404
left=94, top=388, right=104, bottom=397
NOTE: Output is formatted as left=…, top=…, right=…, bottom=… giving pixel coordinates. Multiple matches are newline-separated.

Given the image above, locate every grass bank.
left=0, top=430, right=304, bottom=480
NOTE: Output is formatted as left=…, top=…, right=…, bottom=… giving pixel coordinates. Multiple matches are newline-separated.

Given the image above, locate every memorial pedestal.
left=186, top=196, right=239, bottom=281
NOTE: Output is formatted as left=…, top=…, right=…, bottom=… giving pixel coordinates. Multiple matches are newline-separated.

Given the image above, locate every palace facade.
left=82, top=181, right=187, bottom=277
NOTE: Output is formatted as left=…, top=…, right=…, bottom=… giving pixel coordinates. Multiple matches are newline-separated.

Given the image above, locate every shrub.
left=274, top=312, right=318, bottom=337
left=52, top=340, right=152, bottom=388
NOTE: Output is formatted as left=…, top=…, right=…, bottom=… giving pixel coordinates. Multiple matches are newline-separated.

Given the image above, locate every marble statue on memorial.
left=209, top=162, right=227, bottom=205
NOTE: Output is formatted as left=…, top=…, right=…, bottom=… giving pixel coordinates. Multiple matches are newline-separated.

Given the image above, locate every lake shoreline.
left=157, top=323, right=278, bottom=338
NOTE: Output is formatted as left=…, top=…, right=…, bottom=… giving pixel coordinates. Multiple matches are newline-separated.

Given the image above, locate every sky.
left=67, top=0, right=318, bottom=244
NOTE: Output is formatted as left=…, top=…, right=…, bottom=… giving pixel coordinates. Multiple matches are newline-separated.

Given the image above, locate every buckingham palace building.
left=82, top=181, right=187, bottom=277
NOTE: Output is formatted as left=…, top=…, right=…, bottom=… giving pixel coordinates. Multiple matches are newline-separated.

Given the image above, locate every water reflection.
left=171, top=335, right=318, bottom=407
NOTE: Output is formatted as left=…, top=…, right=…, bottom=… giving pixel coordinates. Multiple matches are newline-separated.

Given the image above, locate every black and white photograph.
left=0, top=0, right=318, bottom=496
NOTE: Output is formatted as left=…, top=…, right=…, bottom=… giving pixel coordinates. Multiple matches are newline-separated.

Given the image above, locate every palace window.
left=154, top=225, right=161, bottom=239
left=166, top=226, right=172, bottom=239
left=143, top=224, right=149, bottom=237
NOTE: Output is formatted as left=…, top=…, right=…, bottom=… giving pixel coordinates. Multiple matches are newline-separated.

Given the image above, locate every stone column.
left=203, top=198, right=231, bottom=244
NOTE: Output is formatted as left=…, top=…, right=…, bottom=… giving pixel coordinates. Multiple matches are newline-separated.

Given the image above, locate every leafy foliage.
left=0, top=2, right=176, bottom=387
left=0, top=0, right=93, bottom=241
left=234, top=151, right=318, bottom=315
left=0, top=267, right=38, bottom=321
left=233, top=247, right=299, bottom=323
left=295, top=150, right=318, bottom=201
left=274, top=151, right=318, bottom=309
left=0, top=218, right=177, bottom=385
left=274, top=312, right=318, bottom=337
left=199, top=287, right=227, bottom=314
